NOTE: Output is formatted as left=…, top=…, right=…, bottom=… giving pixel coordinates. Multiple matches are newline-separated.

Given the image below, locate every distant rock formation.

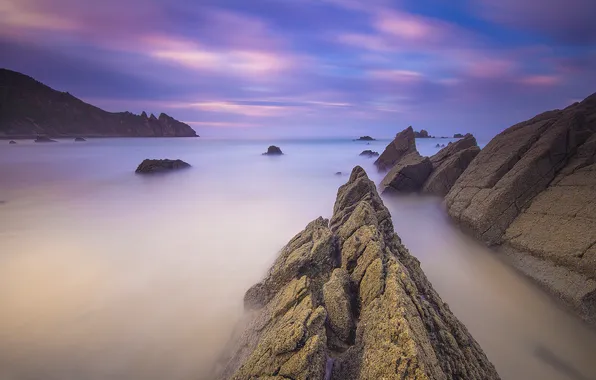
left=355, top=136, right=375, bottom=141
left=0, top=69, right=198, bottom=138
left=135, top=159, right=190, bottom=174
left=379, top=152, right=433, bottom=193
left=358, top=150, right=379, bottom=158
left=422, top=134, right=481, bottom=196
left=373, top=126, right=417, bottom=171
left=414, top=129, right=430, bottom=138
left=445, top=92, right=596, bottom=324
left=453, top=133, right=464, bottom=138
left=335, top=172, right=343, bottom=176
left=263, top=145, right=283, bottom=155
left=34, top=136, right=56, bottom=143
left=8, top=140, right=16, bottom=144
left=74, top=137, right=86, bottom=142
left=215, top=167, right=500, bottom=379
left=435, top=143, right=441, bottom=148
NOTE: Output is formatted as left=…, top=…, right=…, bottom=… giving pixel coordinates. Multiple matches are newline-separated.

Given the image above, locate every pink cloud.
left=518, top=75, right=561, bottom=86
left=368, top=69, right=424, bottom=82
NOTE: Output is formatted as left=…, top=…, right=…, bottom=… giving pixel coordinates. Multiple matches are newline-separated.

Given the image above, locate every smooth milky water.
left=0, top=137, right=595, bottom=380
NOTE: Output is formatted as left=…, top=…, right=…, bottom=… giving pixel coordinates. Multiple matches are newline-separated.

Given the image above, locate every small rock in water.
left=262, top=145, right=283, bottom=155
left=74, top=137, right=86, bottom=142
left=9, top=140, right=17, bottom=144
left=335, top=172, right=342, bottom=175
left=359, top=150, right=379, bottom=158
left=135, top=159, right=191, bottom=174
left=34, top=136, right=57, bottom=143
left=355, top=135, right=375, bottom=141
left=441, top=144, right=446, bottom=147
left=435, top=143, right=440, bottom=148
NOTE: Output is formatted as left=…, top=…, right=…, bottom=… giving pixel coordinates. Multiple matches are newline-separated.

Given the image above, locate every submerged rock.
left=74, top=137, right=86, bottom=142
left=135, top=159, right=190, bottom=174
left=263, top=145, right=283, bottom=155
left=446, top=92, right=596, bottom=324
left=34, top=136, right=56, bottom=143
left=422, top=134, right=480, bottom=196
left=359, top=150, right=379, bottom=158
left=379, top=152, right=433, bottom=193
left=374, top=126, right=417, bottom=171
left=9, top=140, right=16, bottom=144
left=216, top=166, right=500, bottom=380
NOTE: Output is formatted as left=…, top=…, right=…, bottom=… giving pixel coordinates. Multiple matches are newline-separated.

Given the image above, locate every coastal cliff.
left=445, top=92, right=596, bottom=324
left=0, top=69, right=197, bottom=138
left=215, top=166, right=500, bottom=379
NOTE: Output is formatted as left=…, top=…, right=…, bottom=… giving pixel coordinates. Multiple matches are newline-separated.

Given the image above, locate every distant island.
left=414, top=129, right=431, bottom=138
left=354, top=136, right=375, bottom=141
left=0, top=69, right=198, bottom=138
left=453, top=133, right=464, bottom=138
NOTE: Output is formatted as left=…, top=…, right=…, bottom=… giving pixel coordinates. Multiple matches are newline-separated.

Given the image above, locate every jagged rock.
left=453, top=133, right=464, bottom=138
left=34, top=136, right=56, bottom=143
left=379, top=152, right=433, bottom=193
left=435, top=143, right=441, bottom=148
left=135, top=159, right=190, bottom=174
left=446, top=93, right=596, bottom=324
left=422, top=134, right=480, bottom=196
left=355, top=136, right=375, bottom=141
left=263, top=146, right=283, bottom=155
left=359, top=150, right=379, bottom=158
left=374, top=126, right=417, bottom=171
left=216, top=166, right=500, bottom=380
left=414, top=129, right=430, bottom=138
left=0, top=69, right=198, bottom=138
left=74, top=137, right=86, bottom=142
left=8, top=140, right=16, bottom=144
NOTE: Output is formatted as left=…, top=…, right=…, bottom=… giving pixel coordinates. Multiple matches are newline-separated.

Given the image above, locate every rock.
left=263, top=145, right=283, bottom=155
left=441, top=144, right=446, bottom=147
left=135, top=159, right=191, bottom=174
left=435, top=143, right=441, bottom=148
left=359, top=150, right=379, bottom=158
left=335, top=172, right=343, bottom=176
left=216, top=166, right=500, bottom=380
left=453, top=133, right=464, bottom=138
left=355, top=136, right=375, bottom=141
left=34, top=136, right=56, bottom=143
left=74, top=137, right=86, bottom=142
left=0, top=69, right=198, bottom=138
left=414, top=129, right=430, bottom=138
left=374, top=126, right=417, bottom=171
left=379, top=152, right=433, bottom=193
left=9, top=140, right=16, bottom=144
left=445, top=92, right=596, bottom=324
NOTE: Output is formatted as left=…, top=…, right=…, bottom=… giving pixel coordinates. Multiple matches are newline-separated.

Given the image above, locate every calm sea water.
left=0, top=137, right=595, bottom=380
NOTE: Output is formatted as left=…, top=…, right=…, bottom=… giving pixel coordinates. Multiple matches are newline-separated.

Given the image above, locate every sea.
left=0, top=137, right=595, bottom=380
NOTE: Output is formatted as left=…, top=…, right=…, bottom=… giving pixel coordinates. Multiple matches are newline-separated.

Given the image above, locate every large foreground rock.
left=445, top=93, right=596, bottom=323
left=135, top=159, right=190, bottom=173
left=374, top=126, right=417, bottom=171
left=379, top=152, right=433, bottom=193
left=422, top=134, right=480, bottom=196
left=216, top=166, right=500, bottom=380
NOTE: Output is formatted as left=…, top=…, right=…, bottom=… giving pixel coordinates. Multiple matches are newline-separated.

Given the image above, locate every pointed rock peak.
left=149, top=113, right=157, bottom=120
left=348, top=165, right=368, bottom=183
left=374, top=127, right=418, bottom=171
left=140, top=111, right=148, bottom=118
left=158, top=112, right=170, bottom=120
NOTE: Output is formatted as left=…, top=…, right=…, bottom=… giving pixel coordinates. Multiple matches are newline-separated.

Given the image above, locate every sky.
left=1, top=0, right=595, bottom=138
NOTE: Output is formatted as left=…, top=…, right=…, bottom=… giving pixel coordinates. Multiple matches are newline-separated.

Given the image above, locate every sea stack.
left=373, top=126, right=417, bottom=171
left=445, top=92, right=596, bottom=324
left=215, top=166, right=500, bottom=379
left=135, top=159, right=190, bottom=174
left=263, top=145, right=283, bottom=155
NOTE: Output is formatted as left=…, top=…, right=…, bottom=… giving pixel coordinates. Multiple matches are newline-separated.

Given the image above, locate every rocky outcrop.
left=374, top=126, right=417, bottom=171
left=355, top=136, right=375, bottom=141
left=216, top=166, right=500, bottom=380
left=445, top=93, right=596, bottom=323
left=74, top=137, right=86, bottom=142
left=414, top=129, right=430, bottom=138
left=379, top=153, right=433, bottom=193
left=453, top=133, right=464, bottom=138
left=135, top=159, right=190, bottom=174
left=422, top=134, right=481, bottom=196
left=359, top=150, right=379, bottom=158
left=0, top=69, right=198, bottom=138
left=8, top=140, right=16, bottom=144
left=263, top=146, right=283, bottom=155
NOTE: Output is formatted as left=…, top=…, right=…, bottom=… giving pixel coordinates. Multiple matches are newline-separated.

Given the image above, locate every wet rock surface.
left=445, top=92, right=596, bottom=324
left=135, top=159, right=191, bottom=174
left=374, top=126, right=417, bottom=171
left=216, top=166, right=500, bottom=380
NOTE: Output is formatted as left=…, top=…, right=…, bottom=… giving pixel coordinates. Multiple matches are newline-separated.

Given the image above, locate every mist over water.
left=1, top=137, right=595, bottom=380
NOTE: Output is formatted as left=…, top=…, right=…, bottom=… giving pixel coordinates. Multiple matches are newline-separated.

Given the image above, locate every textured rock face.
left=374, top=127, right=417, bottom=171
left=135, top=159, right=191, bottom=173
left=216, top=166, right=500, bottom=380
left=445, top=93, right=596, bottom=323
left=379, top=152, right=433, bottom=193
left=422, top=134, right=480, bottom=196
left=0, top=69, right=198, bottom=138
left=263, top=146, right=283, bottom=155
left=359, top=150, right=379, bottom=158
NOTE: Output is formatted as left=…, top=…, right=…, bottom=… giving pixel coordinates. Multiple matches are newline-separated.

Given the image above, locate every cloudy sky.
left=1, top=0, right=595, bottom=138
